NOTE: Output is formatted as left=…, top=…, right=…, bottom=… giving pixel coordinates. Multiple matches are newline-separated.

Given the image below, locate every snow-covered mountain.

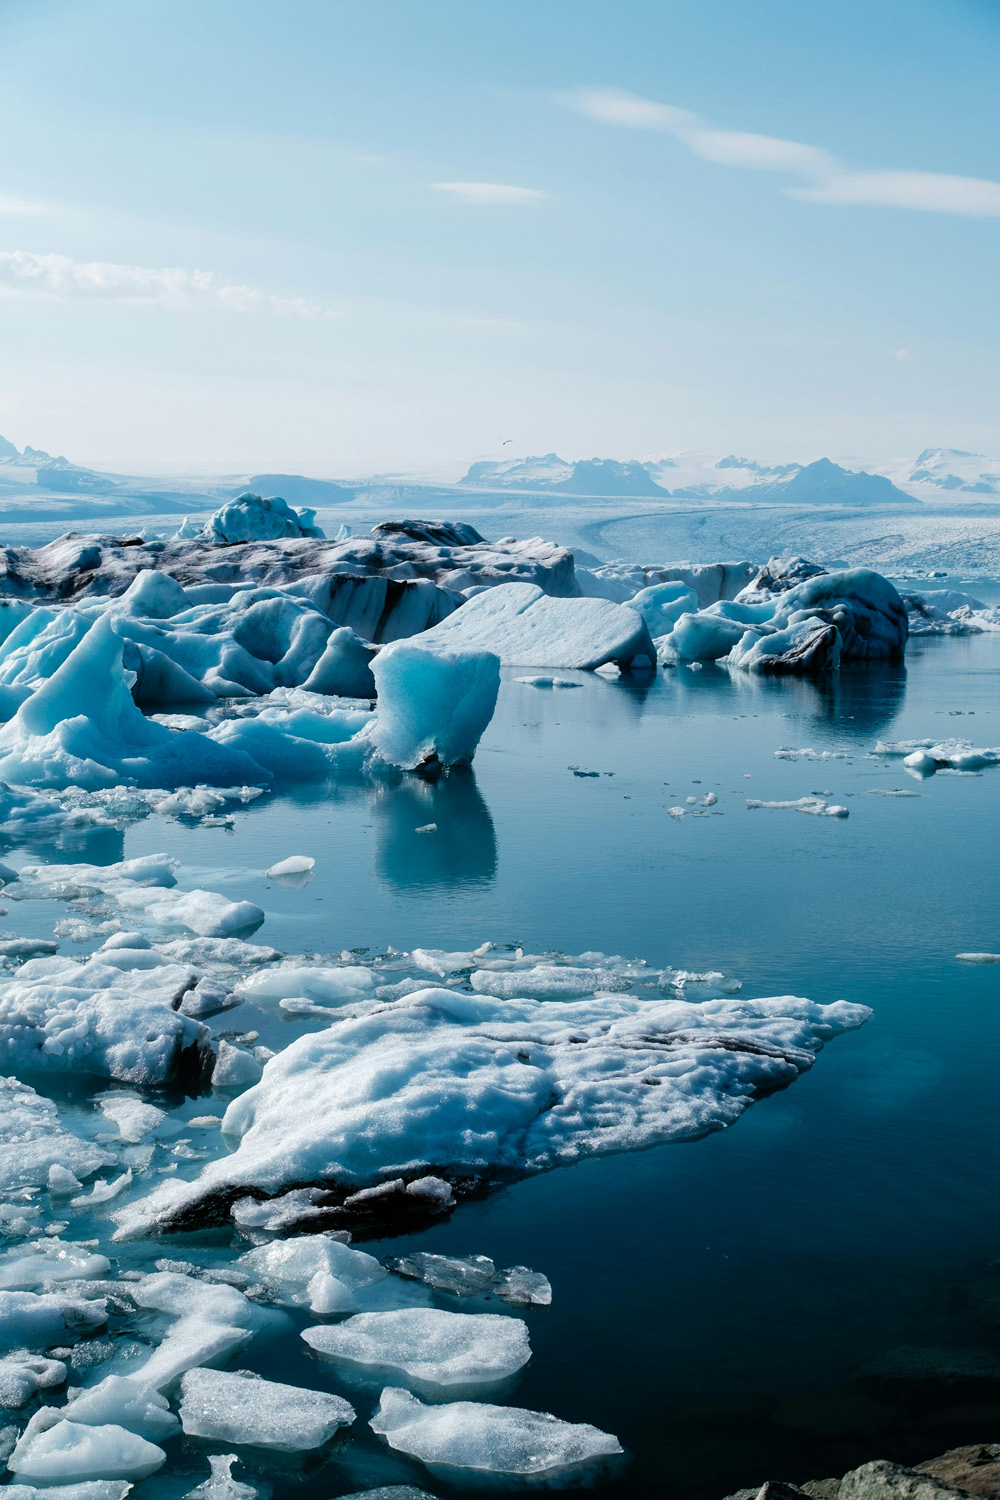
left=461, top=455, right=670, bottom=497
left=462, top=450, right=916, bottom=505
left=884, top=448, right=1000, bottom=500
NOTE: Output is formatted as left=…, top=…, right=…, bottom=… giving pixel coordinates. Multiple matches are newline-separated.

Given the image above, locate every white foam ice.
left=369, top=1386, right=622, bottom=1478
left=178, top=1367, right=355, bottom=1450
left=302, top=1307, right=531, bottom=1393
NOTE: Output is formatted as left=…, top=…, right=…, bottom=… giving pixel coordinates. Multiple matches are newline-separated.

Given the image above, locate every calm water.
left=5, top=632, right=1000, bottom=1498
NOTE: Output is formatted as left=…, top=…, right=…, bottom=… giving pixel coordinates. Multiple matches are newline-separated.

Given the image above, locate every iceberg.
left=369, top=642, right=500, bottom=771
left=414, top=582, right=655, bottom=669
left=369, top=1386, right=622, bottom=1478
left=197, top=493, right=324, bottom=544
left=178, top=1367, right=355, bottom=1450
left=301, top=1307, right=531, bottom=1393
left=114, top=984, right=869, bottom=1237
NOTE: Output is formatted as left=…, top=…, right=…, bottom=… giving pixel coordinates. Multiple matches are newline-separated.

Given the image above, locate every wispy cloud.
left=560, top=87, right=1000, bottom=218
left=0, top=250, right=335, bottom=316
left=0, top=193, right=49, bottom=216
left=431, top=182, right=545, bottom=205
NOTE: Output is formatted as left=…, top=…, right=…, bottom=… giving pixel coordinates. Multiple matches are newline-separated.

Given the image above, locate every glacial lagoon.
left=3, top=620, right=999, bottom=1499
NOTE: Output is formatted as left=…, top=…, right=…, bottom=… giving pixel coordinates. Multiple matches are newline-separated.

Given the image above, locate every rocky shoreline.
left=725, top=1444, right=1000, bottom=1500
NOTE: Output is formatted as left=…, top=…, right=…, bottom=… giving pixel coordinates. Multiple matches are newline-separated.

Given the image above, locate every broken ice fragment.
left=179, top=1367, right=355, bottom=1450
left=303, top=1307, right=530, bottom=1393
left=369, top=1386, right=622, bottom=1477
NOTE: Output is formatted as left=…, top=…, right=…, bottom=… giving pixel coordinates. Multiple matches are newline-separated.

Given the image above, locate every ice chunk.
left=0, top=1078, right=111, bottom=1191
left=122, top=887, right=264, bottom=938
left=116, top=985, right=870, bottom=1237
left=0, top=1290, right=106, bottom=1349
left=369, top=642, right=499, bottom=772
left=183, top=1452, right=257, bottom=1500
left=212, top=1043, right=263, bottom=1092
left=64, top=1375, right=179, bottom=1440
left=132, top=1319, right=252, bottom=1393
left=747, top=796, right=849, bottom=818
left=239, top=1234, right=385, bottom=1309
left=265, top=855, right=315, bottom=879
left=495, top=1266, right=552, bottom=1306
left=303, top=1308, right=530, bottom=1393
left=179, top=1367, right=354, bottom=1450
left=334, top=1490, right=436, bottom=1500
left=302, top=626, right=376, bottom=697
left=470, top=964, right=632, bottom=999
left=513, top=675, right=581, bottom=688
left=8, top=1410, right=165, bottom=1482
left=0, top=1353, right=66, bottom=1408
left=369, top=1386, right=622, bottom=1477
left=238, top=964, right=374, bottom=1012
left=97, top=1095, right=165, bottom=1144
left=70, top=1170, right=132, bottom=1207
left=956, top=952, right=1000, bottom=965
left=390, top=1252, right=551, bottom=1306
left=416, top=582, right=654, bottom=669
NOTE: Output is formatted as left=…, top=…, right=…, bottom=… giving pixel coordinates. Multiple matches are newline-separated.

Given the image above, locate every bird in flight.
left=501, top=438, right=513, bottom=445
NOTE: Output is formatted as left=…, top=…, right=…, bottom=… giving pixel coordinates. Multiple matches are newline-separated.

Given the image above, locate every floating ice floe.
left=0, top=1078, right=111, bottom=1191
left=302, top=1307, right=531, bottom=1393
left=414, top=582, right=655, bottom=670
left=369, top=1386, right=622, bottom=1479
left=955, top=952, right=1000, bottom=965
left=8, top=1408, right=166, bottom=1483
left=178, top=1367, right=355, bottom=1450
left=873, top=737, right=1000, bottom=775
left=390, top=1251, right=551, bottom=1306
left=264, top=854, right=314, bottom=880
left=513, top=675, right=581, bottom=688
left=238, top=1233, right=386, bottom=1313
left=0, top=1352, right=66, bottom=1408
left=114, top=977, right=869, bottom=1237
left=62, top=1375, right=179, bottom=1440
left=747, top=796, right=849, bottom=818
left=774, top=747, right=849, bottom=761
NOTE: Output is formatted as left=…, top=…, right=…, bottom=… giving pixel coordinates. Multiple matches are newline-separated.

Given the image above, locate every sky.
left=0, top=0, right=998, bottom=476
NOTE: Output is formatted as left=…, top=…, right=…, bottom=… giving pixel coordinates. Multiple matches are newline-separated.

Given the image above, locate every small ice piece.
left=774, top=747, right=848, bottom=760
left=0, top=1290, right=107, bottom=1349
left=413, top=823, right=436, bottom=834
left=47, top=1167, right=83, bottom=1197
left=0, top=1241, right=111, bottom=1290
left=64, top=1375, right=180, bottom=1440
left=0, top=1078, right=111, bottom=1195
left=746, top=796, right=849, bottom=818
left=133, top=1320, right=252, bottom=1393
left=134, top=889, right=264, bottom=939
left=230, top=1188, right=332, bottom=1232
left=212, top=1043, right=263, bottom=1092
left=0, top=1353, right=66, bottom=1409
left=392, top=1253, right=496, bottom=1298
left=470, top=964, right=631, bottom=999
left=8, top=1410, right=166, bottom=1482
left=98, top=1095, right=165, bottom=1144
left=956, top=952, right=1000, bottom=964
left=667, top=806, right=686, bottom=819
left=702, top=792, right=718, bottom=806
left=369, top=1387, right=623, bottom=1477
left=513, top=676, right=581, bottom=688
left=302, top=1308, right=530, bottom=1393
left=334, top=1490, right=436, bottom=1500
left=495, top=1266, right=552, bottom=1307
left=183, top=1452, right=257, bottom=1500
left=179, top=1367, right=355, bottom=1450
left=71, top=1171, right=132, bottom=1208
left=265, top=855, right=315, bottom=879
left=239, top=1234, right=385, bottom=1308
left=369, top=642, right=500, bottom=772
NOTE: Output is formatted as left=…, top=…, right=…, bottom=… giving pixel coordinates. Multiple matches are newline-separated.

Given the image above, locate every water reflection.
left=658, top=658, right=907, bottom=740
left=371, top=765, right=497, bottom=890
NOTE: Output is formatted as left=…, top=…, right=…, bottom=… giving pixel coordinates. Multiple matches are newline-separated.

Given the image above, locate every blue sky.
left=0, top=0, right=998, bottom=475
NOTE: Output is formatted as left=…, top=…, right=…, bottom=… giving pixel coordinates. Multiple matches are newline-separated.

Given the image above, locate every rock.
left=839, top=1459, right=977, bottom=1499
left=914, top=1445, right=1000, bottom=1499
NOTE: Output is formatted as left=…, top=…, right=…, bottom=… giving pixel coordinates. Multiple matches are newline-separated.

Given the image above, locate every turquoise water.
left=4, top=632, right=1000, bottom=1497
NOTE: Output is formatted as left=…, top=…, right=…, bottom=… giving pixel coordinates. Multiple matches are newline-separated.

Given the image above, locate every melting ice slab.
left=116, top=986, right=869, bottom=1236
left=178, top=1367, right=355, bottom=1451
left=302, top=1307, right=531, bottom=1393
left=369, top=1387, right=622, bottom=1479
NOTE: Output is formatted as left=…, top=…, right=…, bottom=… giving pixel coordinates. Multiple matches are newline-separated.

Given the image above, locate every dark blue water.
left=6, top=633, right=1000, bottom=1498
